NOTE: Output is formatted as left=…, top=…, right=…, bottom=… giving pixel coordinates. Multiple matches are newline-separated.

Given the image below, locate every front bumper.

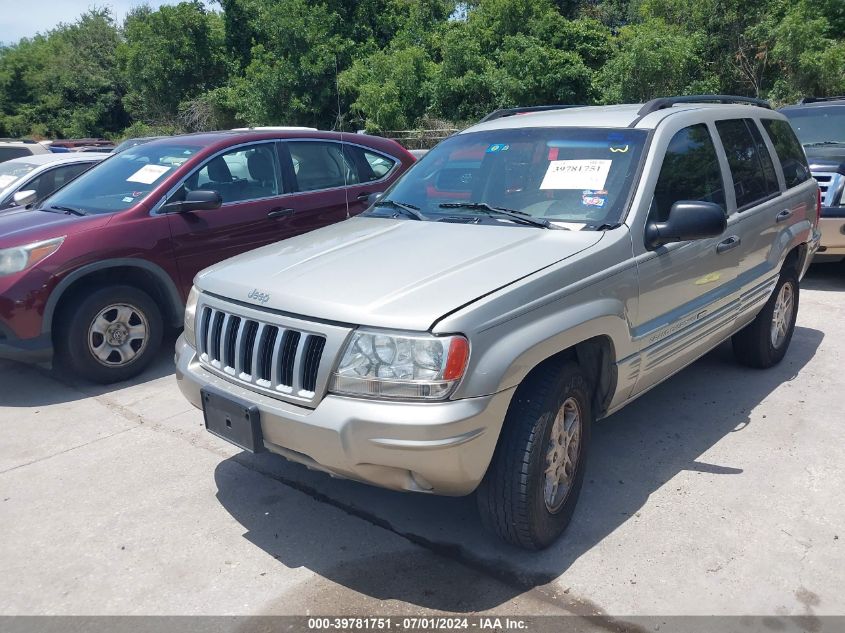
left=0, top=323, right=52, bottom=365
left=175, top=335, right=514, bottom=496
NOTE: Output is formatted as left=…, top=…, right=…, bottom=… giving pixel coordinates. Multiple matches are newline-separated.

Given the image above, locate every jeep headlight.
left=0, top=237, right=64, bottom=277
left=183, top=286, right=200, bottom=348
left=329, top=329, right=469, bottom=400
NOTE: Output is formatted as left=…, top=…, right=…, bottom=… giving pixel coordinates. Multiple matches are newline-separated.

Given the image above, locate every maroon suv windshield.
left=38, top=142, right=201, bottom=214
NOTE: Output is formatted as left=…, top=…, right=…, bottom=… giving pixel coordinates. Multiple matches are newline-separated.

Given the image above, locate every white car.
left=0, top=152, right=110, bottom=210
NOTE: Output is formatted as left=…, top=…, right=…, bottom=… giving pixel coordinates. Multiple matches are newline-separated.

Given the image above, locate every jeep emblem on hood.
left=248, top=289, right=270, bottom=304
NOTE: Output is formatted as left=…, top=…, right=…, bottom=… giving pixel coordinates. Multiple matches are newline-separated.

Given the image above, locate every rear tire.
left=56, top=285, right=163, bottom=384
left=732, top=269, right=799, bottom=369
left=476, top=359, right=592, bottom=550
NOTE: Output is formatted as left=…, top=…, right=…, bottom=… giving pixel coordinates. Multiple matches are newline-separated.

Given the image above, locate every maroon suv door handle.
left=267, top=208, right=295, bottom=219
left=356, top=192, right=372, bottom=202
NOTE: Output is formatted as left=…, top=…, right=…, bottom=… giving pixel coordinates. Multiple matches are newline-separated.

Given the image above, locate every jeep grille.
left=198, top=305, right=327, bottom=396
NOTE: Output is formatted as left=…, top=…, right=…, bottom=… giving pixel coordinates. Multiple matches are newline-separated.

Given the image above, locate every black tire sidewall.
left=525, top=365, right=592, bottom=548
left=756, top=271, right=800, bottom=366
left=57, top=285, right=163, bottom=384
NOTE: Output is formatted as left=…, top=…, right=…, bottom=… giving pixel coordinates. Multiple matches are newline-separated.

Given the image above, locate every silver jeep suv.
left=176, top=96, right=820, bottom=549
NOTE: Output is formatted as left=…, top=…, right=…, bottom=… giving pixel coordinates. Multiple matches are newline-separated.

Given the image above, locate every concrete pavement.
left=1, top=262, right=843, bottom=618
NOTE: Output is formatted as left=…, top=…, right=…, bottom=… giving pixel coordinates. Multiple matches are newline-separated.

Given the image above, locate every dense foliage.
left=0, top=0, right=843, bottom=139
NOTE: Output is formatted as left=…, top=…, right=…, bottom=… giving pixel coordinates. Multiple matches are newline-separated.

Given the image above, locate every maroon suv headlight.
left=0, top=237, right=65, bottom=277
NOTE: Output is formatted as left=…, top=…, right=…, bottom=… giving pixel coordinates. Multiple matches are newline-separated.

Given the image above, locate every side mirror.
left=366, top=192, right=383, bottom=207
left=13, top=190, right=37, bottom=207
left=645, top=201, right=726, bottom=249
left=162, top=189, right=222, bottom=213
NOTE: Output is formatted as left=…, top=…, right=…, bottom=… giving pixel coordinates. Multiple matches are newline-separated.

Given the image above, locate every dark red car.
left=0, top=130, right=414, bottom=382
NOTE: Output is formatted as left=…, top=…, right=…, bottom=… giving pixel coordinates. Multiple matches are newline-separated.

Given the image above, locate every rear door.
left=712, top=118, right=801, bottom=328
left=166, top=141, right=295, bottom=287
left=277, top=139, right=357, bottom=233
left=631, top=122, right=741, bottom=395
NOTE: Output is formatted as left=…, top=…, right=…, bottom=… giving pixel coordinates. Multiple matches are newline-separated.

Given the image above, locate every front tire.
left=732, top=268, right=799, bottom=369
left=476, top=359, right=592, bottom=550
left=56, top=285, right=163, bottom=384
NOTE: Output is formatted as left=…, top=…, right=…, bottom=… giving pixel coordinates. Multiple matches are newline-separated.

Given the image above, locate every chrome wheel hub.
left=544, top=397, right=582, bottom=513
left=770, top=282, right=794, bottom=349
left=88, top=303, right=149, bottom=367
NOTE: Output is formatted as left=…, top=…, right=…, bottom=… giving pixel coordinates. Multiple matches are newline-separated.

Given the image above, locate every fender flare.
left=42, top=258, right=185, bottom=334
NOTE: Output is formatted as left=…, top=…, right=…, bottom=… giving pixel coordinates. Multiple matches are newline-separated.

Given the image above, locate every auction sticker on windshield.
left=127, top=164, right=171, bottom=184
left=540, top=159, right=611, bottom=190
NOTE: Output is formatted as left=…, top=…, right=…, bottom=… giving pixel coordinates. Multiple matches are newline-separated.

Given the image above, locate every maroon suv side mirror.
left=162, top=189, right=223, bottom=213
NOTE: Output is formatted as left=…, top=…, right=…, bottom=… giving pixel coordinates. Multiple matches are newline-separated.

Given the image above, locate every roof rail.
left=798, top=96, right=845, bottom=104
left=636, top=95, right=771, bottom=119
left=479, top=105, right=581, bottom=123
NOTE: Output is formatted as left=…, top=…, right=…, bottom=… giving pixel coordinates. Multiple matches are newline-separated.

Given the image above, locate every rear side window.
left=761, top=119, right=811, bottom=189
left=362, top=150, right=395, bottom=179
left=651, top=124, right=726, bottom=222
left=715, top=119, right=780, bottom=209
left=288, top=141, right=359, bottom=191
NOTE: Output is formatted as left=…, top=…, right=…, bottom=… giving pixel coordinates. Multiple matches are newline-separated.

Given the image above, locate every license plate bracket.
left=201, top=386, right=264, bottom=453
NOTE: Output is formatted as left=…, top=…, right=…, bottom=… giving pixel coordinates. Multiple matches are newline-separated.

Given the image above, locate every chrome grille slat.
left=196, top=304, right=328, bottom=404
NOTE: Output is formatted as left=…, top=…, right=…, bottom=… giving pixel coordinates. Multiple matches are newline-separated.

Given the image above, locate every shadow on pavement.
left=214, top=325, right=823, bottom=612
left=802, top=260, right=845, bottom=291
left=0, top=330, right=179, bottom=407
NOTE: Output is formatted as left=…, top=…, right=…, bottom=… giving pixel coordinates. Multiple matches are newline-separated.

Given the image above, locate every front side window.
left=761, top=119, right=812, bottom=188
left=40, top=142, right=201, bottom=214
left=189, top=143, right=280, bottom=204
left=374, top=127, right=647, bottom=229
left=288, top=141, right=359, bottom=191
left=651, top=124, right=725, bottom=222
left=716, top=118, right=780, bottom=209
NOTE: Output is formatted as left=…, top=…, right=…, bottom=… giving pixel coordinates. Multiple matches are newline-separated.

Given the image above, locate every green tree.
left=119, top=1, right=228, bottom=126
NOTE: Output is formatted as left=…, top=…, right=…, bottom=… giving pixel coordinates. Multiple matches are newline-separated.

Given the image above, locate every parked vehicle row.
left=0, top=96, right=824, bottom=549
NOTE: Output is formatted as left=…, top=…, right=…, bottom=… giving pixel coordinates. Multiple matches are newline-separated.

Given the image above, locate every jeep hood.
left=196, top=217, right=603, bottom=331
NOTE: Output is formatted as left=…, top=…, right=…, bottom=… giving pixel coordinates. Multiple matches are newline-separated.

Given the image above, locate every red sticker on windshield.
left=548, top=147, right=559, bottom=161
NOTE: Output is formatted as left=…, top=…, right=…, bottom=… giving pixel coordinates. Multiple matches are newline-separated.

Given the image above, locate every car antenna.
left=335, top=55, right=350, bottom=220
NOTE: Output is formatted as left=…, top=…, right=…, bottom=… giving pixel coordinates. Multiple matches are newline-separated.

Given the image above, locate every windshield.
left=372, top=127, right=647, bottom=229
left=0, top=161, right=38, bottom=190
left=38, top=142, right=201, bottom=214
left=782, top=106, right=845, bottom=145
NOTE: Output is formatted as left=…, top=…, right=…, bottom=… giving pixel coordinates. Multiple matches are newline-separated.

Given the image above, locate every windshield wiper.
left=367, top=199, right=426, bottom=221
left=438, top=202, right=553, bottom=229
left=44, top=205, right=87, bottom=216
left=803, top=141, right=845, bottom=147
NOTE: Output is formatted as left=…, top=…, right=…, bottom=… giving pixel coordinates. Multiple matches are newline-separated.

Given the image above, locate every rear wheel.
left=476, top=359, right=591, bottom=550
left=732, top=269, right=799, bottom=369
left=56, top=285, right=163, bottom=384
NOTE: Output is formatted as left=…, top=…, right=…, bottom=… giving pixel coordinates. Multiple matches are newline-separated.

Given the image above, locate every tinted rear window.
left=715, top=119, right=780, bottom=209
left=761, top=119, right=812, bottom=189
left=0, top=147, right=32, bottom=162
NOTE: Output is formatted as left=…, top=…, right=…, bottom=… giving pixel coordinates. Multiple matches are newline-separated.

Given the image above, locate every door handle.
left=267, top=207, right=295, bottom=219
left=776, top=209, right=793, bottom=223
left=716, top=235, right=741, bottom=254
left=356, top=192, right=372, bottom=202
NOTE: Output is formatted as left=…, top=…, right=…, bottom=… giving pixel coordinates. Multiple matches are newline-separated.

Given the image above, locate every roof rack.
left=636, top=95, right=771, bottom=119
left=479, top=105, right=581, bottom=123
left=798, top=96, right=845, bottom=104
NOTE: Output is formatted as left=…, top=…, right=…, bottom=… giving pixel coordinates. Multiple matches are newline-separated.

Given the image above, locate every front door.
left=167, top=141, right=294, bottom=289
left=631, top=122, right=742, bottom=395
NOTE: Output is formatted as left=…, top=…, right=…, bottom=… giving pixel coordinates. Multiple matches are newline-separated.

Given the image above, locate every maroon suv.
left=0, top=130, right=414, bottom=382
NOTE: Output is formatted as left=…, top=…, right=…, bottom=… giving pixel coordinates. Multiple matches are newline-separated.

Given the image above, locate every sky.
left=0, top=0, right=212, bottom=44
